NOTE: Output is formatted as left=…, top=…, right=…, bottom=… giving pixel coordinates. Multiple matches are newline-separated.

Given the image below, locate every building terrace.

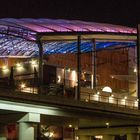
left=0, top=18, right=138, bottom=109
left=0, top=18, right=140, bottom=140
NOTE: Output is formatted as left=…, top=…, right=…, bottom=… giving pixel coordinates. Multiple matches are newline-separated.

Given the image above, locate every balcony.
left=0, top=78, right=138, bottom=110
left=0, top=57, right=138, bottom=110
left=80, top=87, right=138, bottom=109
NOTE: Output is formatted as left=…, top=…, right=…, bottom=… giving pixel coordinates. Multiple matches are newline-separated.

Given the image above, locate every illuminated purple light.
left=0, top=18, right=137, bottom=39
left=40, top=24, right=72, bottom=32
left=19, top=23, right=54, bottom=32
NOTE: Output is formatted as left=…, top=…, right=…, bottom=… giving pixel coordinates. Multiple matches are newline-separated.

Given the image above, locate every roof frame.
left=0, top=18, right=136, bottom=42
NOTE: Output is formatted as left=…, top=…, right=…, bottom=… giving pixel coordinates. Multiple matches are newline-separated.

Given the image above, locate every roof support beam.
left=37, top=38, right=43, bottom=94
left=40, top=34, right=137, bottom=42
left=137, top=25, right=140, bottom=109
left=77, top=35, right=81, bottom=100
left=92, top=39, right=97, bottom=89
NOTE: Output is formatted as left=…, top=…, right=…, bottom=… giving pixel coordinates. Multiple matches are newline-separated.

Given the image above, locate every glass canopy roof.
left=0, top=37, right=136, bottom=57
left=0, top=18, right=137, bottom=57
left=0, top=18, right=136, bottom=41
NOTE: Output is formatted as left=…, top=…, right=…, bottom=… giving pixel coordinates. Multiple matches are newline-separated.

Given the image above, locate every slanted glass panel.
left=0, top=36, right=38, bottom=57
left=0, top=36, right=136, bottom=57
left=69, top=20, right=103, bottom=32
left=18, top=22, right=54, bottom=33
left=0, top=18, right=136, bottom=41
left=43, top=41, right=136, bottom=54
left=25, top=19, right=72, bottom=32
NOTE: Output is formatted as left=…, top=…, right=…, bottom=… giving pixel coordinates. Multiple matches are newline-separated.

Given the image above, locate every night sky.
left=0, top=0, right=140, bottom=27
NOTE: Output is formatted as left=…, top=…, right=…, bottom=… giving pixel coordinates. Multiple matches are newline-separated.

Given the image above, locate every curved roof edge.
left=0, top=18, right=136, bottom=41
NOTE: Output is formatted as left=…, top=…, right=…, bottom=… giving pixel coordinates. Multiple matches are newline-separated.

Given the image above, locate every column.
left=63, top=68, right=66, bottom=96
left=9, top=66, right=15, bottom=88
left=19, top=122, right=34, bottom=140
left=77, top=35, right=81, bottom=100
left=37, top=38, right=43, bottom=94
left=0, top=125, right=6, bottom=140
left=137, top=25, right=140, bottom=108
left=78, top=135, right=91, bottom=140
left=91, top=39, right=96, bottom=90
left=127, top=133, right=138, bottom=140
left=18, top=113, right=40, bottom=140
left=102, top=135, right=114, bottom=140
left=0, top=138, right=6, bottom=140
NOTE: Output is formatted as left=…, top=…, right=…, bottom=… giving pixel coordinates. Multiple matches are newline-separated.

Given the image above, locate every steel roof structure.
left=0, top=18, right=137, bottom=57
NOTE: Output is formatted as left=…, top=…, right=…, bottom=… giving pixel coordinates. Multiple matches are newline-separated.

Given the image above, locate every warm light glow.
left=85, top=98, right=89, bottom=102
left=71, top=70, right=77, bottom=87
left=2, top=65, right=7, bottom=70
left=106, top=122, right=110, bottom=128
left=71, top=70, right=77, bottom=80
left=91, top=74, right=93, bottom=89
left=31, top=60, right=37, bottom=65
left=49, top=132, right=54, bottom=138
left=111, top=94, right=114, bottom=97
left=2, top=65, right=9, bottom=72
left=134, top=68, right=137, bottom=73
left=102, top=86, right=112, bottom=93
left=76, top=136, right=79, bottom=140
left=134, top=100, right=138, bottom=107
left=21, top=83, right=25, bottom=89
left=109, top=96, right=114, bottom=103
left=95, top=136, right=103, bottom=139
left=44, top=132, right=54, bottom=138
left=16, top=63, right=24, bottom=71
left=97, top=91, right=100, bottom=95
left=16, top=63, right=21, bottom=67
left=57, top=75, right=61, bottom=83
left=67, top=68, right=71, bottom=72
left=124, top=96, right=127, bottom=99
left=106, top=122, right=109, bottom=126
left=44, top=132, right=49, bottom=137
left=92, top=94, right=99, bottom=101
left=69, top=124, right=72, bottom=128
left=120, top=99, right=126, bottom=105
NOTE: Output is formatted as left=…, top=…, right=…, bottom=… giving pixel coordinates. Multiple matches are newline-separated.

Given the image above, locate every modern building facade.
left=0, top=18, right=139, bottom=140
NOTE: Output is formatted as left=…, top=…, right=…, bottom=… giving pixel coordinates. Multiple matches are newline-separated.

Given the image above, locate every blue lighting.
left=0, top=36, right=136, bottom=57
left=43, top=41, right=136, bottom=54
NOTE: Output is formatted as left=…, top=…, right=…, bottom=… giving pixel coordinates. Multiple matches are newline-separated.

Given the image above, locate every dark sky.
left=0, top=0, right=140, bottom=27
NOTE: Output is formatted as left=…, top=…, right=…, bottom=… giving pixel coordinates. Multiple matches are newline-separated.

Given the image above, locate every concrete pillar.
left=0, top=136, right=6, bottom=139
left=79, top=135, right=91, bottom=140
left=127, top=133, right=138, bottom=140
left=0, top=136, right=7, bottom=140
left=0, top=138, right=6, bottom=140
left=103, top=135, right=114, bottom=140
left=19, top=122, right=34, bottom=140
left=0, top=125, right=6, bottom=140
left=18, top=113, right=40, bottom=140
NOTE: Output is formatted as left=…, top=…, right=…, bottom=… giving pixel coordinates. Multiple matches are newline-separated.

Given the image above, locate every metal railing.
left=0, top=77, right=138, bottom=110
left=17, top=84, right=139, bottom=110
left=80, top=91, right=138, bottom=109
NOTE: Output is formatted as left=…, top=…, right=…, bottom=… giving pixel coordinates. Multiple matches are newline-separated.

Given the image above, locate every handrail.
left=0, top=82, right=138, bottom=110
left=80, top=91, right=138, bottom=109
